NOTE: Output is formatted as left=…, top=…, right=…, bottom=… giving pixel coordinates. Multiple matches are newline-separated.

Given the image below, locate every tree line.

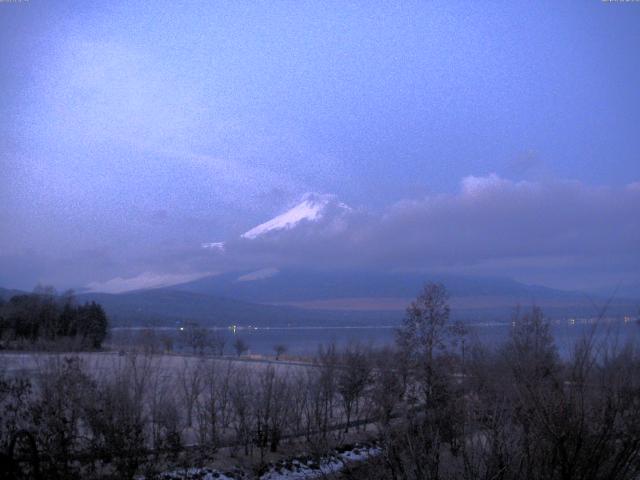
left=351, top=283, right=640, bottom=480
left=0, top=287, right=108, bottom=350
left=1, top=283, right=639, bottom=479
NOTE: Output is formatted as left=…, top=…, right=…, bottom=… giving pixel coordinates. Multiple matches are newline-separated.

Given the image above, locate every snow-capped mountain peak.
left=241, top=193, right=347, bottom=240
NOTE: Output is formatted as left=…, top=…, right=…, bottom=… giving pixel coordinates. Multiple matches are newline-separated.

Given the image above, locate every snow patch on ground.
left=147, top=443, right=380, bottom=480
left=260, top=444, right=381, bottom=479
left=154, top=466, right=246, bottom=480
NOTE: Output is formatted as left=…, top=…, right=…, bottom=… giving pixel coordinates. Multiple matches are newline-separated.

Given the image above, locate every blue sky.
left=1, top=1, right=639, bottom=292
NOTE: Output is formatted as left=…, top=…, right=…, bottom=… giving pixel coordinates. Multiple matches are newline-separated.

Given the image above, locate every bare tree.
left=370, top=347, right=403, bottom=428
left=29, top=356, right=95, bottom=478
left=316, top=343, right=339, bottom=437
left=209, top=330, right=226, bottom=356
left=0, top=373, right=33, bottom=456
left=376, top=284, right=462, bottom=479
left=337, top=343, right=372, bottom=432
left=178, top=358, right=204, bottom=428
left=136, top=328, right=159, bottom=354
left=396, top=282, right=451, bottom=404
left=229, top=367, right=254, bottom=456
left=233, top=337, right=249, bottom=357
left=196, top=359, right=233, bottom=449
left=505, top=305, right=559, bottom=381
left=287, top=371, right=309, bottom=439
left=147, top=359, right=181, bottom=454
left=159, top=333, right=174, bottom=353
left=181, top=322, right=209, bottom=355
left=274, top=344, right=287, bottom=360
left=252, top=366, right=291, bottom=464
left=83, top=364, right=148, bottom=480
left=502, top=309, right=640, bottom=480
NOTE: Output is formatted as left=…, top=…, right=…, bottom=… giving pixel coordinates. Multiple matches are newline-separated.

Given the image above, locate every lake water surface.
left=111, top=317, right=640, bottom=358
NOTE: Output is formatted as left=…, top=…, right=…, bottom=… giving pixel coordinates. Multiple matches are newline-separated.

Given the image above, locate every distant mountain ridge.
left=173, top=268, right=584, bottom=303
left=74, top=288, right=395, bottom=327
left=2, top=270, right=637, bottom=328
left=0, top=287, right=26, bottom=301
left=170, top=268, right=638, bottom=320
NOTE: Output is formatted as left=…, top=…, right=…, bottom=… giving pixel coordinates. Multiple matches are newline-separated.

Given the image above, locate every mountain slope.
left=173, top=268, right=575, bottom=303
left=75, top=288, right=396, bottom=327
left=0, top=287, right=26, bottom=301
left=3, top=277, right=636, bottom=328
left=172, top=268, right=639, bottom=319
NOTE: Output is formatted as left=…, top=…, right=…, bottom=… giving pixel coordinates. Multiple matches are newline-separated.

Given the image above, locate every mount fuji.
left=241, top=193, right=351, bottom=240
left=201, top=193, right=352, bottom=250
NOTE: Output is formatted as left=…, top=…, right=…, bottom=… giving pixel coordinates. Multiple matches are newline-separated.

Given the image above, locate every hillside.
left=3, top=271, right=637, bottom=328
left=171, top=268, right=638, bottom=317
left=76, top=289, right=397, bottom=327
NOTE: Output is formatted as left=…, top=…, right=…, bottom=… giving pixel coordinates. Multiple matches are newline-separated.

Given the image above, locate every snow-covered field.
left=0, top=351, right=311, bottom=376
left=153, top=443, right=381, bottom=480
left=1, top=351, right=381, bottom=479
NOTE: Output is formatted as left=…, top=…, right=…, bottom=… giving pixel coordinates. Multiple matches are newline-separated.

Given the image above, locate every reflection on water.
left=110, top=317, right=640, bottom=358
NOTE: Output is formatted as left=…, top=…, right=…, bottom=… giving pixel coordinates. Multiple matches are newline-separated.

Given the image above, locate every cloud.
left=237, top=268, right=279, bottom=282
left=2, top=175, right=638, bottom=293
left=375, top=176, right=637, bottom=264
left=85, top=271, right=213, bottom=294
left=460, top=173, right=523, bottom=195
left=209, top=176, right=640, bottom=289
left=201, top=242, right=225, bottom=251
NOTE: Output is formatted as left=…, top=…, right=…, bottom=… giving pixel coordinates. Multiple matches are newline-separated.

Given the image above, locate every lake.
left=110, top=316, right=640, bottom=358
